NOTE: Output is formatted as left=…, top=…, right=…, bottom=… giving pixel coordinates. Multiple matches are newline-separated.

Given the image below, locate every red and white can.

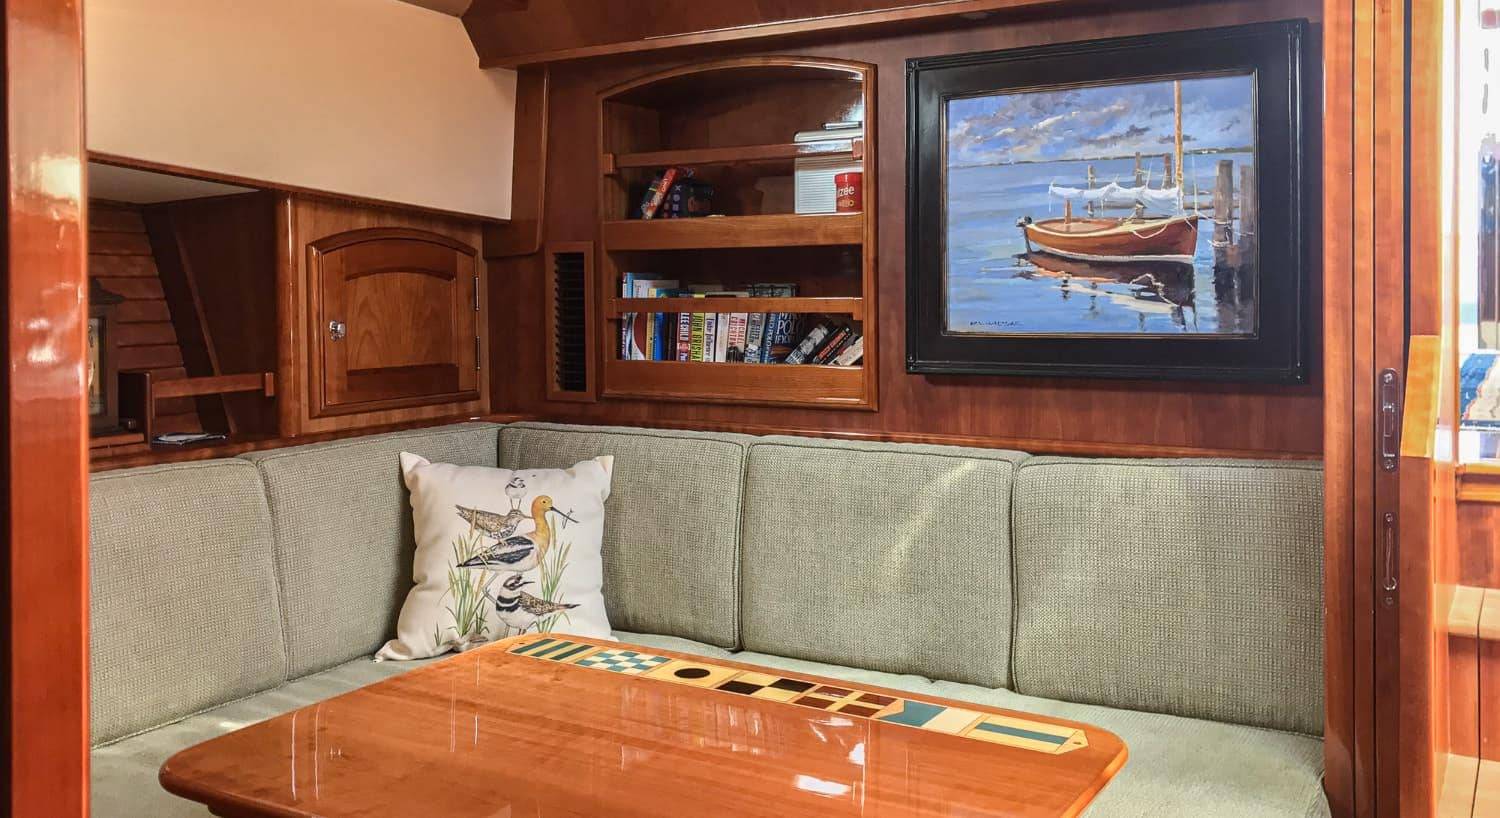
left=835, top=171, right=863, bottom=213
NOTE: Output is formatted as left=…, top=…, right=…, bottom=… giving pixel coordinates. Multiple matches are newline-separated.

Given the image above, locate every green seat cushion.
left=90, top=459, right=285, bottom=746
left=1010, top=456, right=1324, bottom=735
left=740, top=436, right=1028, bottom=688
left=728, top=650, right=1329, bottom=818
left=498, top=422, right=751, bottom=649
left=91, top=632, right=730, bottom=817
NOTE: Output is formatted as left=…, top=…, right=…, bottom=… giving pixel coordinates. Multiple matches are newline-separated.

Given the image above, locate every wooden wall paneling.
left=141, top=204, right=230, bottom=433
left=286, top=196, right=489, bottom=435
left=1321, top=0, right=1358, bottom=804
left=486, top=66, right=549, bottom=260
left=88, top=202, right=203, bottom=433
left=3, top=0, right=91, bottom=813
left=1398, top=336, right=1461, bottom=817
left=493, top=0, right=1327, bottom=460
left=464, top=0, right=1080, bottom=67
left=1368, top=0, right=1408, bottom=808
left=275, top=194, right=299, bottom=436
left=151, top=193, right=281, bottom=436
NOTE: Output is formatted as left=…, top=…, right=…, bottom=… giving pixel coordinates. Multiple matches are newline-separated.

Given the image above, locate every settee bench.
left=89, top=421, right=1328, bottom=817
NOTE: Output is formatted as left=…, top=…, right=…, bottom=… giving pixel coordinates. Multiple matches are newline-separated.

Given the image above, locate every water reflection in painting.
left=944, top=74, right=1258, bottom=336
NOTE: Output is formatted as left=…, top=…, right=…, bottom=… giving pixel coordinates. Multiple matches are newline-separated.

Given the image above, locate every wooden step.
left=1447, top=585, right=1500, bottom=640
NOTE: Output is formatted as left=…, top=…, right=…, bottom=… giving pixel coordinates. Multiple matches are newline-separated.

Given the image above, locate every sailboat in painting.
left=1016, top=80, right=1200, bottom=264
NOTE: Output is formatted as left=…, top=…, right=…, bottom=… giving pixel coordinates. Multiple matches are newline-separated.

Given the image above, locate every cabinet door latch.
left=1380, top=368, right=1401, bottom=471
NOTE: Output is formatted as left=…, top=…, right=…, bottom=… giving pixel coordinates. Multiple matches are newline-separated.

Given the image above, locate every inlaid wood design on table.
left=160, top=635, right=1126, bottom=817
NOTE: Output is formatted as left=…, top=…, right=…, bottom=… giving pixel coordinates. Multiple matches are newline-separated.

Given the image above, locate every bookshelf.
left=596, top=56, right=877, bottom=409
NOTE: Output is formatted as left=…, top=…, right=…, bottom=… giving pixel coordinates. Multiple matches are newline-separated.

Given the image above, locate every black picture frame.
left=905, top=20, right=1309, bottom=382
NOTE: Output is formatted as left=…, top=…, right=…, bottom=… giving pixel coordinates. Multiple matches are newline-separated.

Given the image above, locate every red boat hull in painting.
left=1021, top=214, right=1201, bottom=262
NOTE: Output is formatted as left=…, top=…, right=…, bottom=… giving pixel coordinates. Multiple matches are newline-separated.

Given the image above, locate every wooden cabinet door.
left=309, top=227, right=479, bottom=416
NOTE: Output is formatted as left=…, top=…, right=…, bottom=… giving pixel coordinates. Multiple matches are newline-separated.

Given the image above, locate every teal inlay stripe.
left=532, top=640, right=577, bottom=658
left=512, top=638, right=557, bottom=655
left=878, top=700, right=945, bottom=727
left=972, top=721, right=1068, bottom=745
left=550, top=644, right=593, bottom=662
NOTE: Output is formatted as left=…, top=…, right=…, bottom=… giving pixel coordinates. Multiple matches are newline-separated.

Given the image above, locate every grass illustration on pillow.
left=380, top=452, right=614, bottom=662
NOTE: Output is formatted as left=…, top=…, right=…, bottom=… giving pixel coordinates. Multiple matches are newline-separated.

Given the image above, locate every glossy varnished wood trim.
left=88, top=152, right=509, bottom=227
left=606, top=296, right=865, bottom=320
left=89, top=413, right=535, bottom=472
left=601, top=212, right=865, bottom=251
left=4, top=0, right=91, bottom=813
left=472, top=0, right=1074, bottom=67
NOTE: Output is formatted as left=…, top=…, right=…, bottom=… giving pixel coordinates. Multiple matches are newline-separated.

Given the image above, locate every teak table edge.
left=159, top=634, right=1129, bottom=818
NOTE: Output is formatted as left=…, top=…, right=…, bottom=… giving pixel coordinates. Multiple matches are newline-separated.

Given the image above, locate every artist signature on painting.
left=968, top=319, right=1022, bottom=328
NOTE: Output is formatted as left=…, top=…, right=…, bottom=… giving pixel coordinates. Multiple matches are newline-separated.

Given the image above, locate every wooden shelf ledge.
left=607, top=296, right=862, bottom=320
left=152, top=372, right=275, bottom=400
left=602, top=213, right=863, bottom=251
left=603, top=139, right=862, bottom=174
left=1447, top=585, right=1500, bottom=641
left=603, top=358, right=866, bottom=408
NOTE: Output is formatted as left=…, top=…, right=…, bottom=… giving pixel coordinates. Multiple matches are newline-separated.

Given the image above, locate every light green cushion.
left=240, top=422, right=501, bottom=677
left=91, top=633, right=729, bottom=817
left=91, top=655, right=441, bottom=817
left=89, top=460, right=286, bottom=746
left=1011, top=457, right=1324, bottom=735
left=739, top=436, right=1027, bottom=688
left=498, top=422, right=751, bottom=649
left=729, top=650, right=1329, bottom=818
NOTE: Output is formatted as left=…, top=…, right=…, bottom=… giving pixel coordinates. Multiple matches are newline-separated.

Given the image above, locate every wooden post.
left=1237, top=164, right=1257, bottom=272
left=1173, top=80, right=1184, bottom=189
left=1064, top=197, right=1073, bottom=225
left=1134, top=152, right=1144, bottom=186
left=1212, top=159, right=1235, bottom=271
left=1085, top=165, right=1096, bottom=217
left=1162, top=154, right=1173, bottom=190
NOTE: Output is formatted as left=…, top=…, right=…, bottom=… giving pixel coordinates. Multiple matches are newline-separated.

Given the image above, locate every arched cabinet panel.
left=310, top=228, right=479, bottom=415
left=286, top=198, right=489, bottom=435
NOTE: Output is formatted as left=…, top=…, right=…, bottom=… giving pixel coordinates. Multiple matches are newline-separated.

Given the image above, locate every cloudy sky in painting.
left=946, top=74, right=1254, bottom=167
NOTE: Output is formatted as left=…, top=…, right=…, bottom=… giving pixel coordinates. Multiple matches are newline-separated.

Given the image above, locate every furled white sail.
left=1048, top=181, right=1184, bottom=213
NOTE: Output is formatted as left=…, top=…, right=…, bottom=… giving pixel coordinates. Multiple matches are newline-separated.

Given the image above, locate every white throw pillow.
left=377, top=453, right=614, bottom=661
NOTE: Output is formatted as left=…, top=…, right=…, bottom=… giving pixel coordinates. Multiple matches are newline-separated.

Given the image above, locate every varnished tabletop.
left=161, top=635, right=1127, bottom=817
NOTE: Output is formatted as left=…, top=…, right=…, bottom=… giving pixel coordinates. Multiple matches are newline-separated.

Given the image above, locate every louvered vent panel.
left=552, top=251, right=589, bottom=394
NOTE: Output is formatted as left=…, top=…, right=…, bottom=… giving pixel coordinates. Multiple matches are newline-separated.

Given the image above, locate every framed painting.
left=905, top=20, right=1309, bottom=382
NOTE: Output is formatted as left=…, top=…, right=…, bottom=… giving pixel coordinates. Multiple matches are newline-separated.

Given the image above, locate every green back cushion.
left=90, top=460, right=284, bottom=745
left=241, top=422, right=501, bottom=677
left=1010, top=456, right=1324, bottom=734
left=740, top=436, right=1027, bottom=688
left=498, top=422, right=750, bottom=649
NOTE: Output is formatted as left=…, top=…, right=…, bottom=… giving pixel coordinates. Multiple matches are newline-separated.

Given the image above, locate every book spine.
left=703, top=313, right=718, bottom=361
left=784, top=323, right=830, bottom=365
left=811, top=325, right=851, bottom=365
left=645, top=286, right=657, bottom=361
left=744, top=312, right=766, bottom=363
left=727, top=313, right=748, bottom=362
left=833, top=335, right=864, bottom=366
left=675, top=312, right=692, bottom=361
left=640, top=166, right=681, bottom=220
left=713, top=313, right=729, bottom=362
left=620, top=273, right=635, bottom=360
left=690, top=313, right=706, bottom=362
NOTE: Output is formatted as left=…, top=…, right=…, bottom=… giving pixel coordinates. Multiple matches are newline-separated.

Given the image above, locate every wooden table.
left=161, top=635, right=1127, bottom=817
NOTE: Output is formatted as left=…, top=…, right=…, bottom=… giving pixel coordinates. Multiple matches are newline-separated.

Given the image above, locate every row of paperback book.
left=619, top=275, right=863, bottom=366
